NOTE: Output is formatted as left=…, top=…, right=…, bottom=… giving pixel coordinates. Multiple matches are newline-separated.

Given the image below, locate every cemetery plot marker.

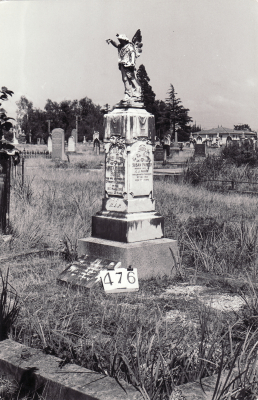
left=100, top=267, right=139, bottom=293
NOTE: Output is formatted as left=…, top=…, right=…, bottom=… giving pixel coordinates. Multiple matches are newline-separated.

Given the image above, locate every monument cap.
left=116, top=34, right=129, bottom=42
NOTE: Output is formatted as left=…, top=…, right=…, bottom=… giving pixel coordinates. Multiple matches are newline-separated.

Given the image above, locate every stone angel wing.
left=132, top=29, right=143, bottom=58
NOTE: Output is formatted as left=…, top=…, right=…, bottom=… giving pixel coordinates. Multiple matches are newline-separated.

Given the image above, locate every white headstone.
left=47, top=136, right=52, bottom=153
left=12, top=129, right=19, bottom=145
left=71, top=129, right=77, bottom=146
left=93, top=131, right=99, bottom=141
left=68, top=136, right=75, bottom=152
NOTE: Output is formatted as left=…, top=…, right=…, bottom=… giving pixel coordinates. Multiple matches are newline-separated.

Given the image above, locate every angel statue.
left=106, top=30, right=143, bottom=104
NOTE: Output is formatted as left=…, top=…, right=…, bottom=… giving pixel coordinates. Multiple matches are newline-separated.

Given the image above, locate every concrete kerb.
left=0, top=339, right=143, bottom=400
left=0, top=340, right=243, bottom=400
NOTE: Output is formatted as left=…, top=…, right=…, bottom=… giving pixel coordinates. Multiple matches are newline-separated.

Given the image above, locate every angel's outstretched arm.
left=106, top=39, right=118, bottom=48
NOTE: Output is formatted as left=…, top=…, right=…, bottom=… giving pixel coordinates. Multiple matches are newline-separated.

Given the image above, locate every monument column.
left=92, top=107, right=163, bottom=243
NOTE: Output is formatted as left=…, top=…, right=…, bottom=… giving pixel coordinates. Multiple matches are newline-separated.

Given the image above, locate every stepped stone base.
left=78, top=237, right=179, bottom=279
left=92, top=211, right=164, bottom=243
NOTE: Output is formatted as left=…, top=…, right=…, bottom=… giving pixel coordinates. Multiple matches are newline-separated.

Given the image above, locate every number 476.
left=100, top=269, right=139, bottom=291
left=103, top=271, right=136, bottom=285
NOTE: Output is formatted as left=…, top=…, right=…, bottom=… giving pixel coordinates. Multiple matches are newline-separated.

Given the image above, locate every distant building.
left=191, top=126, right=257, bottom=146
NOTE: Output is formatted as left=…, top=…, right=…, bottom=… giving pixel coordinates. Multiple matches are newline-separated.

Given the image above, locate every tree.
left=166, top=84, right=192, bottom=140
left=78, top=97, right=104, bottom=140
left=153, top=100, right=170, bottom=140
left=16, top=96, right=33, bottom=128
left=190, top=123, right=202, bottom=133
left=234, top=124, right=252, bottom=132
left=16, top=95, right=105, bottom=142
left=0, top=87, right=14, bottom=139
left=136, top=64, right=156, bottom=113
left=158, top=84, right=192, bottom=142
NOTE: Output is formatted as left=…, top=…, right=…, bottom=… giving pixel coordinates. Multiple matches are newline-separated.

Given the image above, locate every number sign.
left=100, top=268, right=139, bottom=293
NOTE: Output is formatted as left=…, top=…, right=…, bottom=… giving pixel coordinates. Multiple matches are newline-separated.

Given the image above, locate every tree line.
left=15, top=96, right=104, bottom=144
left=4, top=64, right=198, bottom=143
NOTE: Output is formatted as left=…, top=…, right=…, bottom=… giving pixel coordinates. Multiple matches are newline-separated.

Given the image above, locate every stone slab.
left=92, top=211, right=164, bottom=243
left=78, top=237, right=179, bottom=279
left=57, top=255, right=121, bottom=288
left=0, top=339, right=143, bottom=400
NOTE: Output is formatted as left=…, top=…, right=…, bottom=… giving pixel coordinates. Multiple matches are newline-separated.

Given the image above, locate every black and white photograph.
left=0, top=1, right=258, bottom=399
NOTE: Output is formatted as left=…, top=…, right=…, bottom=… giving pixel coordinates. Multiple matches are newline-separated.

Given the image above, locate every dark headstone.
left=154, top=147, right=164, bottom=161
left=194, top=143, right=206, bottom=157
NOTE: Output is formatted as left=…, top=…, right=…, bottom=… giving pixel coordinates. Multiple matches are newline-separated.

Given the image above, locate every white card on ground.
left=100, top=268, right=139, bottom=293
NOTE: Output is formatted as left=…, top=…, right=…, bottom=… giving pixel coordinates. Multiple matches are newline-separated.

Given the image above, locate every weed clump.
left=0, top=269, right=20, bottom=341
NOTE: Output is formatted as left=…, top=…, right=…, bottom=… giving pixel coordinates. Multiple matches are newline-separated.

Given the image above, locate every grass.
left=2, top=148, right=258, bottom=398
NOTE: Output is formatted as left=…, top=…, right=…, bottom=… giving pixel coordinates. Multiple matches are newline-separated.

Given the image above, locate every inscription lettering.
left=105, top=145, right=125, bottom=196
left=129, top=142, right=153, bottom=197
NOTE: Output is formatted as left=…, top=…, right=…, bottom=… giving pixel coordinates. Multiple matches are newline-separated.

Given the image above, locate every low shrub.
left=221, top=141, right=258, bottom=167
left=184, top=154, right=225, bottom=184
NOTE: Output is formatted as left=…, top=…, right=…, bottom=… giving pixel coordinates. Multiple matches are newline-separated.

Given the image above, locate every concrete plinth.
left=92, top=211, right=164, bottom=243
left=78, top=237, right=179, bottom=279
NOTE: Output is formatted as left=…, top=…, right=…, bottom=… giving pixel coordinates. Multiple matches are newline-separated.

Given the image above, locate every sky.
left=0, top=0, right=258, bottom=130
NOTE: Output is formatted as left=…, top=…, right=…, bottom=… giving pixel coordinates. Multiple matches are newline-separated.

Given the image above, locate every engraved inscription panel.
left=105, top=145, right=125, bottom=196
left=105, top=197, right=126, bottom=212
left=129, top=142, right=153, bottom=197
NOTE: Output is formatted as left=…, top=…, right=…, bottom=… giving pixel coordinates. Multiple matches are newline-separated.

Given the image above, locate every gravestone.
left=94, top=138, right=100, bottom=154
left=154, top=146, right=164, bottom=161
left=63, top=29, right=180, bottom=283
left=47, top=136, right=52, bottom=153
left=37, top=138, right=41, bottom=145
left=18, top=130, right=26, bottom=144
left=93, top=131, right=99, bottom=142
left=78, top=107, right=179, bottom=279
left=51, top=128, right=66, bottom=160
left=68, top=136, right=75, bottom=152
left=83, top=136, right=86, bottom=144
left=71, top=129, right=77, bottom=147
left=194, top=143, right=206, bottom=157
left=12, top=129, right=18, bottom=145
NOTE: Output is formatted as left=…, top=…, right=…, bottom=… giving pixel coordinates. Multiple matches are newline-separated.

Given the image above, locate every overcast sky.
left=1, top=0, right=258, bottom=130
